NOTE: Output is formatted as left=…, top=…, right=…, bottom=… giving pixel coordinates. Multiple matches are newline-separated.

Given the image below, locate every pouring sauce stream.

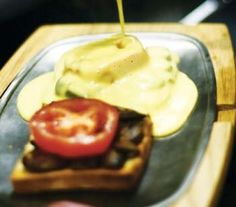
left=116, top=0, right=125, bottom=34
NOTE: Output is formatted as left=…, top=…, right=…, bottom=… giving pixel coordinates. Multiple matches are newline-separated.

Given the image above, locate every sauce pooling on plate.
left=17, top=34, right=198, bottom=137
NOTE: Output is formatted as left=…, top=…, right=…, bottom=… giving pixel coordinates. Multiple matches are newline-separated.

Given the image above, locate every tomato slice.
left=30, top=98, right=119, bottom=158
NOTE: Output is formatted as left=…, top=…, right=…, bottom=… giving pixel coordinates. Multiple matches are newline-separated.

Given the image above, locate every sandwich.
left=11, top=98, right=153, bottom=193
left=12, top=33, right=198, bottom=193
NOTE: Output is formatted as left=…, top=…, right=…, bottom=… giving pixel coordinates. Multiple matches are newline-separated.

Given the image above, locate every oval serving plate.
left=0, top=32, right=216, bottom=207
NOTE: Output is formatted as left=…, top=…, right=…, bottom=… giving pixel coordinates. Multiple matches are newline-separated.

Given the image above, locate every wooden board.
left=0, top=23, right=235, bottom=207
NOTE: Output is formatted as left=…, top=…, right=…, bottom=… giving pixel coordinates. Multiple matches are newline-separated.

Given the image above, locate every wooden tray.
left=0, top=23, right=235, bottom=207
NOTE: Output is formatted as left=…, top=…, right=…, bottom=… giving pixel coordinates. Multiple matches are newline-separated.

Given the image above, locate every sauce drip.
left=116, top=0, right=125, bottom=34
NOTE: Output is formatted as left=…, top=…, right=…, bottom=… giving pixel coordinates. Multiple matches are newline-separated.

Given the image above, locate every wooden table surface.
left=0, top=23, right=235, bottom=207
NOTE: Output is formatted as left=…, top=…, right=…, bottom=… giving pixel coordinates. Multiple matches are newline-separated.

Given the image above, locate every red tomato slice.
left=30, top=98, right=119, bottom=158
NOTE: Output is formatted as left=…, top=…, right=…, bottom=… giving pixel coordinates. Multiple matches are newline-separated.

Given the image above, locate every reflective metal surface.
left=0, top=33, right=216, bottom=207
left=180, top=0, right=233, bottom=24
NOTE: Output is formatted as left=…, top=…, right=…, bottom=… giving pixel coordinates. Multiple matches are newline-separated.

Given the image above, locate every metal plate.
left=0, top=32, right=216, bottom=207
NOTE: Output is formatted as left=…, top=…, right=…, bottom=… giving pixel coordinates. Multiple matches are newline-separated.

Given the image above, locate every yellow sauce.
left=116, top=0, right=125, bottom=34
left=17, top=72, right=64, bottom=120
left=16, top=1, right=198, bottom=138
left=55, top=34, right=148, bottom=83
left=17, top=35, right=198, bottom=137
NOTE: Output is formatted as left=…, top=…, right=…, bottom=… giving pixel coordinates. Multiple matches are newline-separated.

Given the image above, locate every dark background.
left=0, top=0, right=235, bottom=206
left=0, top=0, right=235, bottom=69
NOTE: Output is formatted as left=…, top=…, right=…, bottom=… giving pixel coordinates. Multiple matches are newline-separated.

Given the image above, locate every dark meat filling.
left=23, top=115, right=146, bottom=172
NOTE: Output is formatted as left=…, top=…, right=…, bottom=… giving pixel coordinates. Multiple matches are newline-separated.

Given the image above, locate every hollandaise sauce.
left=116, top=0, right=125, bottom=34
left=15, top=0, right=198, bottom=139
left=17, top=34, right=198, bottom=138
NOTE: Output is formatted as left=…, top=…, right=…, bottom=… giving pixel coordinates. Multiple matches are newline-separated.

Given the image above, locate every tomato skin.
left=30, top=98, right=119, bottom=158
